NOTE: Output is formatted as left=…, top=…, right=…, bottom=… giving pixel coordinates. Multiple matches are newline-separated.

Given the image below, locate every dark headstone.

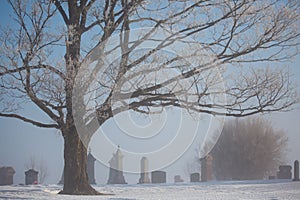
left=201, top=155, right=213, bottom=182
left=0, top=167, right=15, bottom=185
left=151, top=171, right=166, bottom=184
left=293, top=160, right=299, bottom=181
left=25, top=169, right=38, bottom=185
left=277, top=165, right=292, bottom=179
left=107, top=147, right=127, bottom=184
left=174, top=175, right=184, bottom=183
left=190, top=173, right=200, bottom=182
left=139, top=157, right=151, bottom=184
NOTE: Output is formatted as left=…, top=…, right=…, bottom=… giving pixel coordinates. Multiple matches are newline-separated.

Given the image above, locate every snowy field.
left=0, top=180, right=299, bottom=200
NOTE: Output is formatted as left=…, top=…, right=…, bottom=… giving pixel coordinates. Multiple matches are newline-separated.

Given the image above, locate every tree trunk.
left=59, top=127, right=100, bottom=195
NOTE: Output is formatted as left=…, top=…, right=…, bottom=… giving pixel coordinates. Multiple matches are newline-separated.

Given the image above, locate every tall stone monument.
left=201, top=155, right=213, bottom=182
left=293, top=160, right=299, bottom=181
left=0, top=166, right=15, bottom=185
left=139, top=157, right=151, bottom=184
left=107, top=146, right=127, bottom=184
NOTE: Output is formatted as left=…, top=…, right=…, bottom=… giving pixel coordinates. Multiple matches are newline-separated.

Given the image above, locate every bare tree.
left=0, top=0, right=299, bottom=195
left=210, top=117, right=288, bottom=180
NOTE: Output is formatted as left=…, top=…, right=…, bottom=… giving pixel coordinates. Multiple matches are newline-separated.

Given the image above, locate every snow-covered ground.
left=0, top=180, right=299, bottom=200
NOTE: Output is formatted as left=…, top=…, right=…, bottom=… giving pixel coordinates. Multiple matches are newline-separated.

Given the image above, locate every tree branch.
left=0, top=64, right=66, bottom=80
left=0, top=113, right=59, bottom=128
left=53, top=0, right=69, bottom=25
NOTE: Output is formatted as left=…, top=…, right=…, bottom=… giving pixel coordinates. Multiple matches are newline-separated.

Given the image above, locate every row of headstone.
left=0, top=167, right=38, bottom=185
left=106, top=148, right=214, bottom=184
left=0, top=155, right=207, bottom=186
left=58, top=146, right=300, bottom=185
left=106, top=148, right=168, bottom=184
left=109, top=149, right=299, bottom=184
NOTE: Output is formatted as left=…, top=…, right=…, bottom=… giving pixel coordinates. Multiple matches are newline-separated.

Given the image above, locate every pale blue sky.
left=0, top=1, right=299, bottom=185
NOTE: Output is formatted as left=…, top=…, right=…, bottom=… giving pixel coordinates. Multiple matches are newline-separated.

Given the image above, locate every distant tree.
left=210, top=117, right=288, bottom=180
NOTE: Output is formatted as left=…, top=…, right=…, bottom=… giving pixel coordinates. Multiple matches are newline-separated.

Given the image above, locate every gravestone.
left=139, top=157, right=151, bottom=184
left=201, top=155, right=213, bottom=182
left=277, top=165, right=292, bottom=179
left=293, top=160, right=299, bottom=181
left=25, top=169, right=38, bottom=185
left=87, top=151, right=96, bottom=184
left=151, top=171, right=166, bottom=183
left=174, top=175, right=184, bottom=183
left=107, top=146, right=127, bottom=184
left=0, top=167, right=15, bottom=185
left=190, top=173, right=200, bottom=182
